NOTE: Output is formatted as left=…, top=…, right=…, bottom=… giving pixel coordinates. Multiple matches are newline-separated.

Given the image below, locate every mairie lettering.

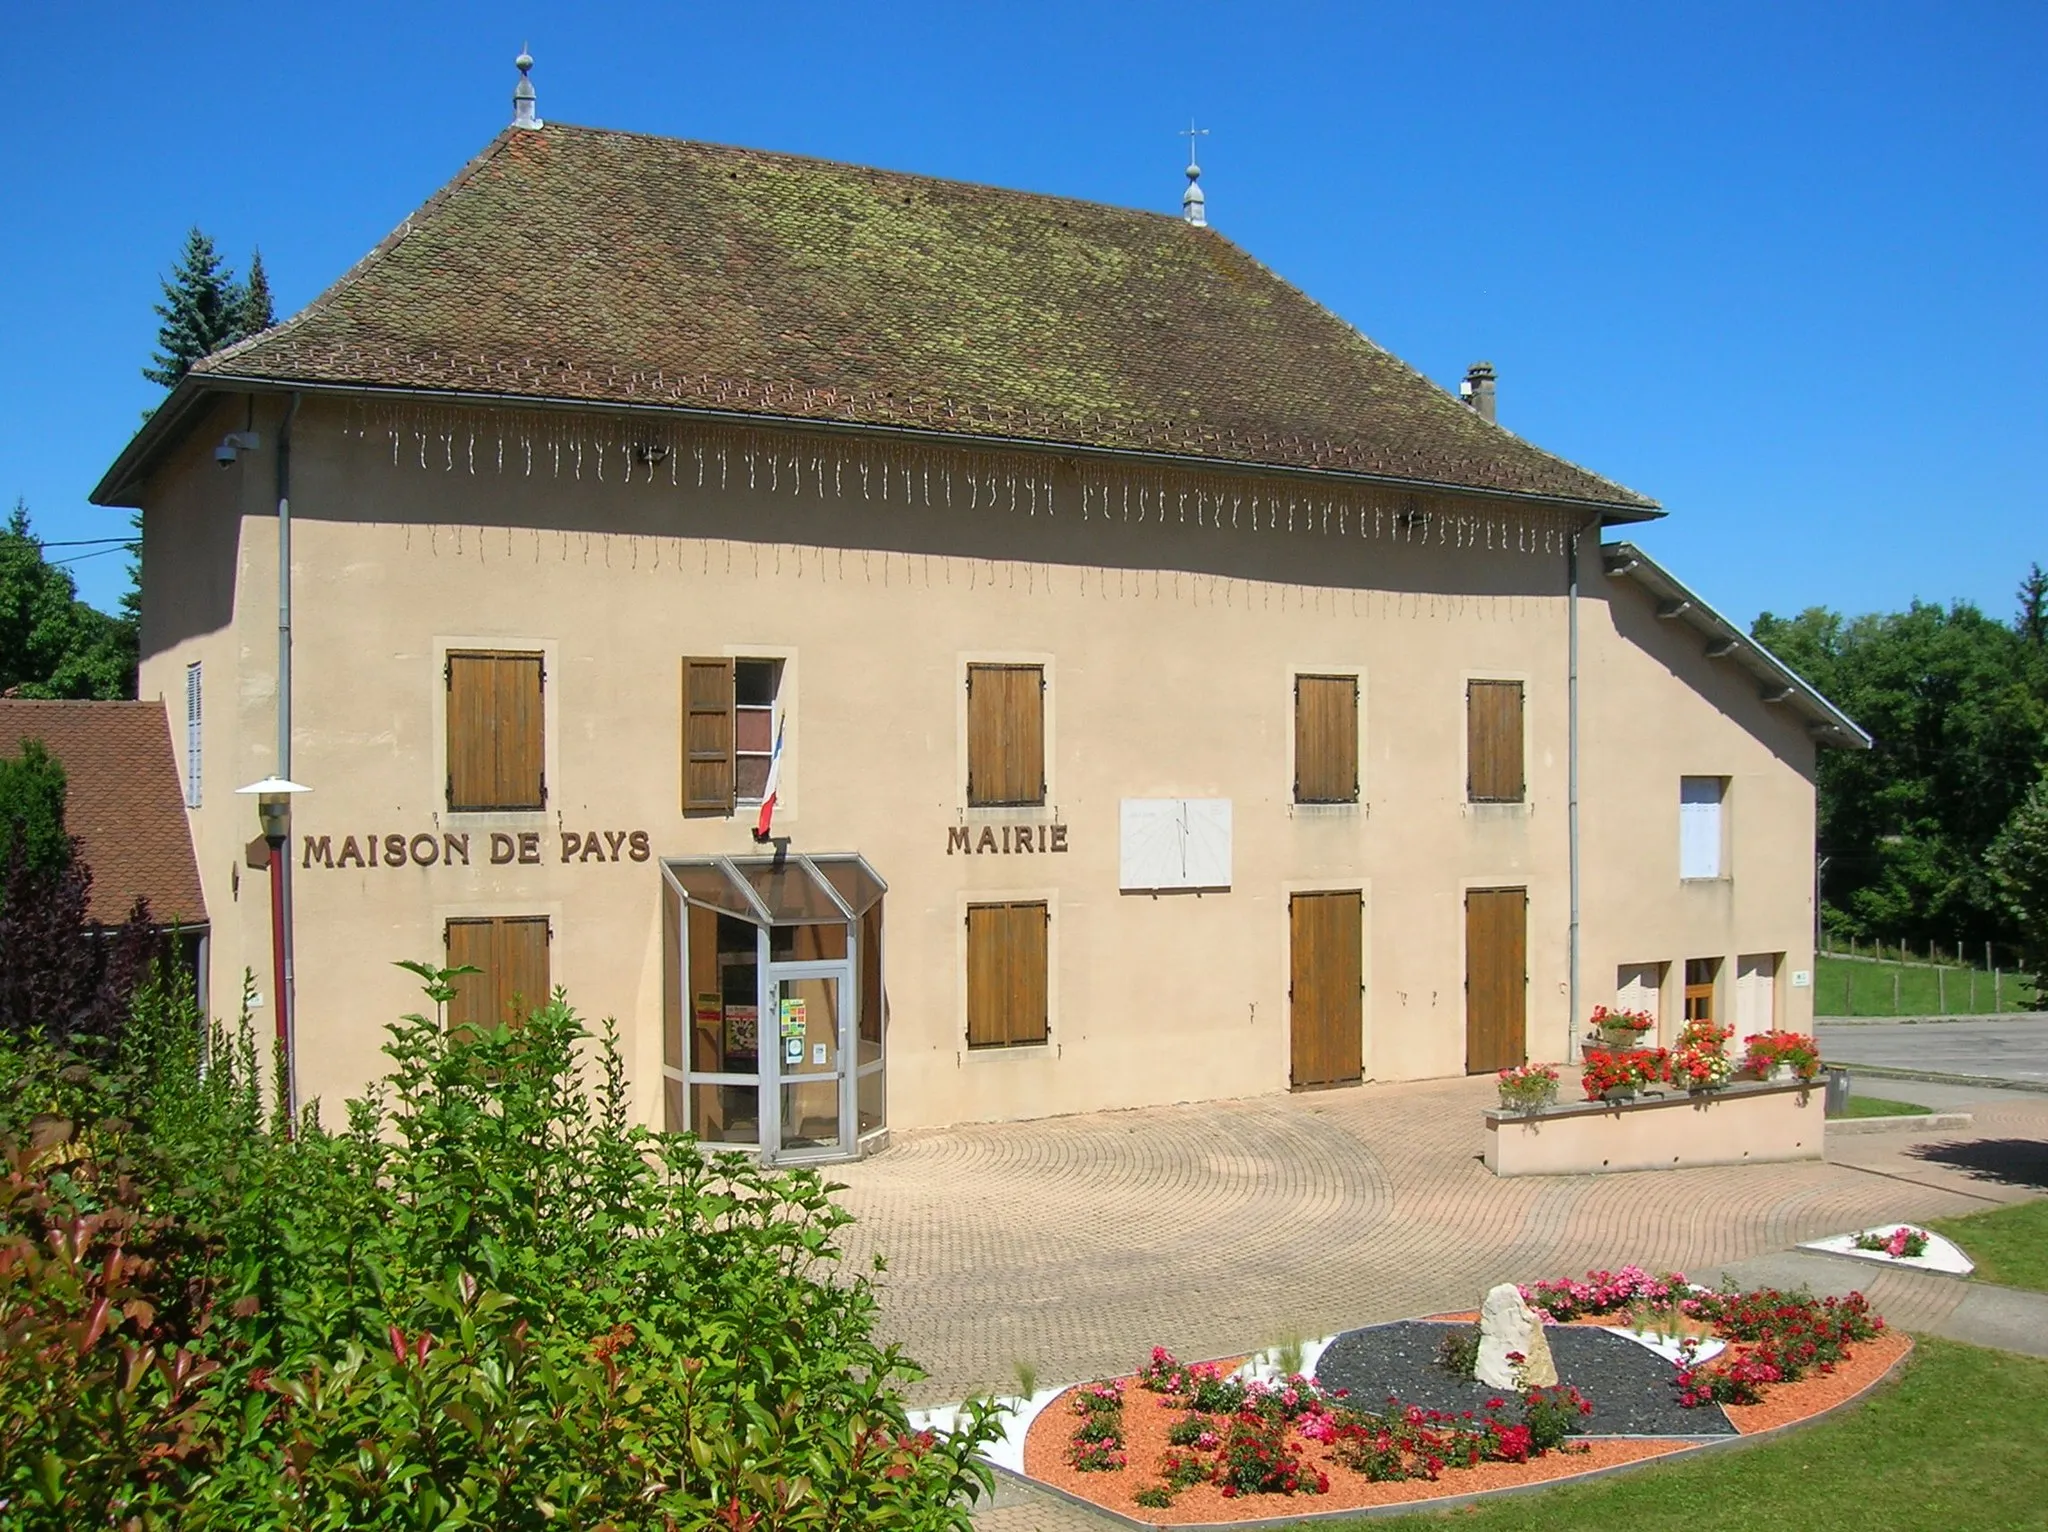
left=945, top=823, right=1068, bottom=855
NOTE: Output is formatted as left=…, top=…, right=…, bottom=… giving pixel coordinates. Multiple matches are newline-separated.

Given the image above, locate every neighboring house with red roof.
left=89, top=60, right=1861, bottom=1155
left=0, top=700, right=210, bottom=999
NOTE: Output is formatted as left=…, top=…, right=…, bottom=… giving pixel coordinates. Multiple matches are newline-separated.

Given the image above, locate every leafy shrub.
left=0, top=963, right=999, bottom=1529
left=1213, top=1411, right=1326, bottom=1497
left=1436, top=1323, right=1480, bottom=1377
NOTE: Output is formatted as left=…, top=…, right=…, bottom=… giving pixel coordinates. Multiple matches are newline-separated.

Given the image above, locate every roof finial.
left=1179, top=119, right=1209, bottom=226
left=512, top=45, right=542, bottom=131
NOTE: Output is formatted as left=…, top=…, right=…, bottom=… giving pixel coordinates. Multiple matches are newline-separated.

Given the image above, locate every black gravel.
left=1311, top=1321, right=1734, bottom=1438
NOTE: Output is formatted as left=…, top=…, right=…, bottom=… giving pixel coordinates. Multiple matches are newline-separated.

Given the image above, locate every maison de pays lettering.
left=94, top=60, right=1867, bottom=1162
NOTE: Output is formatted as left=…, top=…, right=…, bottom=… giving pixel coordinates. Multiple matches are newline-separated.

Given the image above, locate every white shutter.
left=1616, top=963, right=1663, bottom=1033
left=185, top=661, right=203, bottom=809
left=1736, top=953, right=1777, bottom=1033
left=1679, top=777, right=1723, bottom=879
left=1119, top=799, right=1232, bottom=891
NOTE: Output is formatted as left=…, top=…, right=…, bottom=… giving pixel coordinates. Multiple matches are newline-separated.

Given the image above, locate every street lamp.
left=237, top=776, right=309, bottom=1124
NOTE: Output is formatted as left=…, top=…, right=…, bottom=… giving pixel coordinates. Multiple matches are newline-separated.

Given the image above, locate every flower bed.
left=1018, top=1281, right=1908, bottom=1525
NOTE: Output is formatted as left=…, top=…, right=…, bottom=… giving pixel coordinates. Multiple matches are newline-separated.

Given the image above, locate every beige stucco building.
left=96, top=84, right=1865, bottom=1161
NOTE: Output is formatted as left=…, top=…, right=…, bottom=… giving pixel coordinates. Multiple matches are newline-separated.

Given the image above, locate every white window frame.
left=184, top=661, right=203, bottom=809
left=1679, top=776, right=1726, bottom=880
left=733, top=656, right=784, bottom=808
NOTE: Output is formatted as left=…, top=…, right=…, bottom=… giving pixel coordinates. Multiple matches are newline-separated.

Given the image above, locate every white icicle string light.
left=345, top=398, right=1579, bottom=564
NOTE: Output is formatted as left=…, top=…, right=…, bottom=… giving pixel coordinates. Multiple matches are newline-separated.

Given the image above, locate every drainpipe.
left=276, top=393, right=301, bottom=1120
left=1564, top=512, right=1603, bottom=1064
left=1566, top=518, right=1583, bottom=1065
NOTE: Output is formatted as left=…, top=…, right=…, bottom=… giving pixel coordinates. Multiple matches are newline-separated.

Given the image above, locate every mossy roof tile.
left=196, top=124, right=1654, bottom=511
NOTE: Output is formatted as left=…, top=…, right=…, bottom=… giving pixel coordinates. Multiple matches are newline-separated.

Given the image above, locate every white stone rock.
left=1475, top=1283, right=1558, bottom=1390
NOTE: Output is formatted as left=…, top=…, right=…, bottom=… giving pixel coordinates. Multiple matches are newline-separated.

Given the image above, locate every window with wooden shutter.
left=965, top=901, right=1049, bottom=1048
left=1466, top=680, right=1524, bottom=803
left=682, top=658, right=736, bottom=816
left=445, top=915, right=552, bottom=1038
left=446, top=651, right=545, bottom=811
left=966, top=664, right=1045, bottom=807
left=1293, top=674, right=1358, bottom=803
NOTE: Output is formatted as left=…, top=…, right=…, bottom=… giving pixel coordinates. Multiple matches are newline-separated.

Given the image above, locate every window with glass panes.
left=734, top=659, right=781, bottom=803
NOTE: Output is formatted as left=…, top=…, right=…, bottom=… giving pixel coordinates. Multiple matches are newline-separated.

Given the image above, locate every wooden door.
left=1289, top=891, right=1362, bottom=1088
left=1464, top=888, right=1527, bottom=1073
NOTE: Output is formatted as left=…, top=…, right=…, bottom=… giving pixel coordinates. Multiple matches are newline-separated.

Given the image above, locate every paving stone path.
left=824, top=1073, right=2048, bottom=1530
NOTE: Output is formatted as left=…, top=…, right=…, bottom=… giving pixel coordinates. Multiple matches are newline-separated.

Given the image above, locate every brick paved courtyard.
left=832, top=1074, right=2048, bottom=1407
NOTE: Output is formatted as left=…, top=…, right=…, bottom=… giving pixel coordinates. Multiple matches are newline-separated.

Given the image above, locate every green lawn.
left=1927, top=1199, right=2048, bottom=1294
left=1835, top=1093, right=1933, bottom=1118
left=1815, top=954, right=2038, bottom=1017
left=1283, top=1338, right=2045, bottom=1532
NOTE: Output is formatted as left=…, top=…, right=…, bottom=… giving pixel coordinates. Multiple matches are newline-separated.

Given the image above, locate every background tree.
left=0, top=740, right=70, bottom=882
left=1755, top=591, right=2048, bottom=951
left=1988, top=771, right=2048, bottom=965
left=236, top=247, right=274, bottom=336
left=144, top=229, right=244, bottom=389
left=2018, top=562, right=2048, bottom=651
left=0, top=502, right=136, bottom=699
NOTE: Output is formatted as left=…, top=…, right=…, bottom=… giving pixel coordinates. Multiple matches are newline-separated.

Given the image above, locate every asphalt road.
left=1817, top=1014, right=2048, bottom=1088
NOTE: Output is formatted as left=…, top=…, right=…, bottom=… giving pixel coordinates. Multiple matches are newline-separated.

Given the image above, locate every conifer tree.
left=237, top=247, right=275, bottom=338
left=143, top=228, right=241, bottom=389
left=2017, top=562, right=2048, bottom=649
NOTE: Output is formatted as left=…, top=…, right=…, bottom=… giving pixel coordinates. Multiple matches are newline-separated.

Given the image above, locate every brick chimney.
left=1460, top=361, right=1497, bottom=424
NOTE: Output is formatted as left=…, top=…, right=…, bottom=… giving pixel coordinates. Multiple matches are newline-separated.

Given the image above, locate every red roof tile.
left=0, top=701, right=207, bottom=927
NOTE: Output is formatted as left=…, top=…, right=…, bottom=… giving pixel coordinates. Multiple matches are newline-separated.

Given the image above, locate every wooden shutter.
left=1466, top=680, right=1524, bottom=803
left=496, top=916, right=551, bottom=1026
left=966, top=902, right=1048, bottom=1047
left=447, top=652, right=545, bottom=811
left=1464, top=888, right=1528, bottom=1073
left=682, top=658, right=736, bottom=816
left=445, top=916, right=551, bottom=1037
left=1294, top=675, right=1358, bottom=803
left=1289, top=891, right=1363, bottom=1087
left=966, top=665, right=1044, bottom=806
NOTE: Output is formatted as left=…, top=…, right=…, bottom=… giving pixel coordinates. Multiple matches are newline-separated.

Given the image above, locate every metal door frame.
left=760, top=953, right=856, bottom=1164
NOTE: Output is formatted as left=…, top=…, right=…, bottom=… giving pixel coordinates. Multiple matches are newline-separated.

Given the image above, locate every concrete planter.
left=1482, top=1078, right=1821, bottom=1177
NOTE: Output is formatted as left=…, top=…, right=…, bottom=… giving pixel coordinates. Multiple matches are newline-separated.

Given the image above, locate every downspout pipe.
left=276, top=392, right=301, bottom=1121
left=1565, top=514, right=1595, bottom=1063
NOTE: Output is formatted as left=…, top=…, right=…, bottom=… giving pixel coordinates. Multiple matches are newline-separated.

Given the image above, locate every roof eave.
left=90, top=377, right=226, bottom=508
left=114, top=372, right=1663, bottom=521
left=1600, top=541, right=1871, bottom=749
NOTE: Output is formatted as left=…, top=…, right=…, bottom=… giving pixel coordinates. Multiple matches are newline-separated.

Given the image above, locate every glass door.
left=766, top=963, right=853, bottom=1160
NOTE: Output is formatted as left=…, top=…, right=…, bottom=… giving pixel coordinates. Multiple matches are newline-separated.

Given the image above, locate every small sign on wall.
left=1792, top=970, right=1811, bottom=988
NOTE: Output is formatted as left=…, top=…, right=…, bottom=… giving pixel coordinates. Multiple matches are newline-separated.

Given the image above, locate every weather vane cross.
left=1179, top=120, right=1209, bottom=225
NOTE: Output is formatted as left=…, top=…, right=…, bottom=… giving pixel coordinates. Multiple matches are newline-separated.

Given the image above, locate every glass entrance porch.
left=660, top=852, right=885, bottom=1163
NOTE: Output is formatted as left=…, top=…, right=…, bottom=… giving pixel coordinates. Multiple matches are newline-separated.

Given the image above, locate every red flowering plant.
left=1065, top=1379, right=1127, bottom=1471
left=1212, top=1410, right=1329, bottom=1497
left=1522, top=1266, right=1689, bottom=1322
left=1672, top=1287, right=1883, bottom=1407
left=1741, top=1030, right=1822, bottom=1081
left=1580, top=1048, right=1669, bottom=1099
left=1853, top=1226, right=1930, bottom=1259
left=1497, top=1062, right=1561, bottom=1113
left=1670, top=1022, right=1734, bottom=1093
left=1589, top=1004, right=1656, bottom=1043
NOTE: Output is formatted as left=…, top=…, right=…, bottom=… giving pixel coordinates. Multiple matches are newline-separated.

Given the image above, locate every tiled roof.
left=189, top=125, right=1655, bottom=513
left=0, top=702, right=208, bottom=926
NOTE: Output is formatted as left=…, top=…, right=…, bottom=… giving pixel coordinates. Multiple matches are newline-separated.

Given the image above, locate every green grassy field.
left=1294, top=1338, right=2047, bottom=1532
left=1836, top=1093, right=1933, bottom=1118
left=1927, top=1200, right=2048, bottom=1294
left=1815, top=954, right=2039, bottom=1017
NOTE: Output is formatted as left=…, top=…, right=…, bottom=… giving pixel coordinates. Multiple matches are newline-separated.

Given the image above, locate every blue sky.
left=2, top=2, right=2041, bottom=626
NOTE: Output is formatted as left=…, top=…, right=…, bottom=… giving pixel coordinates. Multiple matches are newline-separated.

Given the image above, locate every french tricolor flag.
left=752, top=719, right=786, bottom=841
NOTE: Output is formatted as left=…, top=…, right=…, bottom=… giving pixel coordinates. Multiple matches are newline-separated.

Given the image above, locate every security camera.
left=215, top=430, right=262, bottom=467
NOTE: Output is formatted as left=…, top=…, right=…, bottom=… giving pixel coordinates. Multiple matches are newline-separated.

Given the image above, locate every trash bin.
left=1824, top=1067, right=1851, bottom=1119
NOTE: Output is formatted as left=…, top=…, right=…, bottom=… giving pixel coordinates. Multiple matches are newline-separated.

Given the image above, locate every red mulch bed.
left=1020, top=1330, right=1914, bottom=1525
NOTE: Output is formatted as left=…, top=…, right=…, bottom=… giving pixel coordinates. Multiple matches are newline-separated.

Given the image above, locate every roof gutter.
left=95, top=373, right=1664, bottom=523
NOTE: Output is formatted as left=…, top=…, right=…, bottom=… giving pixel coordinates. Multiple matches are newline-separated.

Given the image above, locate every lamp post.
left=237, top=776, right=309, bottom=1125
